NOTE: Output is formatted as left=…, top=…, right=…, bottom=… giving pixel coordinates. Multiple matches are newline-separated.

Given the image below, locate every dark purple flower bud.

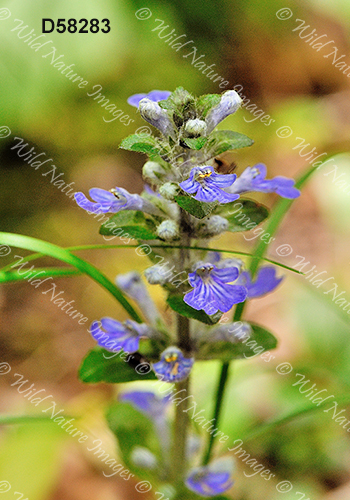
left=179, top=166, right=239, bottom=203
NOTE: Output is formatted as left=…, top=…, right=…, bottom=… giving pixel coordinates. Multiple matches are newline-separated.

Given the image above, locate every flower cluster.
left=76, top=87, right=300, bottom=497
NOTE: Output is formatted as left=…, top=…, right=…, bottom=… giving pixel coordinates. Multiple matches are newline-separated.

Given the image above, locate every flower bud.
left=142, top=161, right=167, bottom=185
left=156, top=220, right=180, bottom=241
left=145, top=262, right=175, bottom=285
left=159, top=182, right=180, bottom=200
left=131, top=447, right=157, bottom=470
left=196, top=215, right=229, bottom=238
left=205, top=90, right=242, bottom=133
left=139, top=98, right=176, bottom=139
left=184, top=119, right=207, bottom=137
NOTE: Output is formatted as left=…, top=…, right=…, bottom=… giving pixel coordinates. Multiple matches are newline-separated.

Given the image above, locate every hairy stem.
left=172, top=375, right=190, bottom=483
left=171, top=207, right=192, bottom=483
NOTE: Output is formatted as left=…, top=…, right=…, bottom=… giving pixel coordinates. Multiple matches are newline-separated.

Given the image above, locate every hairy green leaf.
left=197, top=324, right=277, bottom=361
left=175, top=195, right=217, bottom=219
left=196, top=93, right=221, bottom=117
left=207, top=130, right=254, bottom=156
left=119, top=134, right=164, bottom=156
left=216, top=199, right=269, bottom=232
left=183, top=137, right=208, bottom=150
left=167, top=294, right=222, bottom=325
left=99, top=211, right=159, bottom=240
left=79, top=347, right=156, bottom=384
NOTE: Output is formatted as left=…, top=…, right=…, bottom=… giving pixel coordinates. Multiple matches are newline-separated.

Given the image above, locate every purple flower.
left=74, top=187, right=144, bottom=214
left=120, top=390, right=171, bottom=420
left=120, top=390, right=172, bottom=453
left=116, top=272, right=161, bottom=326
left=225, top=163, right=300, bottom=199
left=153, top=347, right=194, bottom=383
left=90, top=318, right=150, bottom=353
left=74, top=186, right=162, bottom=216
left=238, top=266, right=284, bottom=299
left=184, top=262, right=247, bottom=315
left=186, top=458, right=234, bottom=497
left=205, top=90, right=242, bottom=133
left=127, top=90, right=171, bottom=108
left=180, top=166, right=239, bottom=203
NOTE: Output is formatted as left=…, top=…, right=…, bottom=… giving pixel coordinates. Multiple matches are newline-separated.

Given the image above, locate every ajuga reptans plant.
left=74, top=87, right=300, bottom=498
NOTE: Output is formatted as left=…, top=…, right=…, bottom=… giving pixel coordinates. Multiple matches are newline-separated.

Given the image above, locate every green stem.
left=202, top=159, right=327, bottom=465
left=203, top=362, right=231, bottom=465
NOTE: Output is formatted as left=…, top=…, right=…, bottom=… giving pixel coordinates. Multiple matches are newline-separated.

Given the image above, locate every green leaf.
left=0, top=267, right=81, bottom=283
left=167, top=294, right=222, bottom=325
left=175, top=195, right=217, bottom=219
left=207, top=130, right=254, bottom=156
left=0, top=232, right=142, bottom=322
left=197, top=324, right=278, bottom=361
left=183, top=137, right=208, bottom=150
left=106, top=402, right=160, bottom=472
left=79, top=347, right=156, bottom=384
left=99, top=211, right=159, bottom=240
left=119, top=134, right=164, bottom=156
left=196, top=93, right=221, bottom=117
left=241, top=394, right=350, bottom=443
left=0, top=415, right=74, bottom=425
left=216, top=199, right=269, bottom=232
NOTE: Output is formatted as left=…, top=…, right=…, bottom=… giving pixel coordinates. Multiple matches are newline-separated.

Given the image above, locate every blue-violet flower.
left=90, top=318, right=150, bottom=353
left=186, top=459, right=234, bottom=497
left=180, top=166, right=239, bottom=203
left=153, top=347, right=194, bottom=382
left=225, top=163, right=300, bottom=199
left=184, top=262, right=247, bottom=315
left=127, top=90, right=171, bottom=108
left=238, top=266, right=283, bottom=298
